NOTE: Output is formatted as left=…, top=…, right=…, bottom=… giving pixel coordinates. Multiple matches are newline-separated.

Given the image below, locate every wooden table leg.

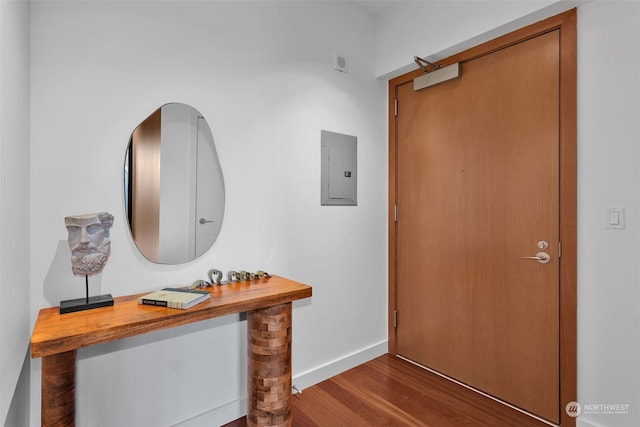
left=247, top=302, right=292, bottom=427
left=41, top=350, right=76, bottom=427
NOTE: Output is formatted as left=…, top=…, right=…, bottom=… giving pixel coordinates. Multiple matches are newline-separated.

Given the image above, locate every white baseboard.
left=292, top=340, right=388, bottom=391
left=172, top=340, right=388, bottom=426
left=170, top=398, right=247, bottom=427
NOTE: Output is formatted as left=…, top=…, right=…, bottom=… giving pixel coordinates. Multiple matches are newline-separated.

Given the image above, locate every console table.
left=30, top=275, right=312, bottom=427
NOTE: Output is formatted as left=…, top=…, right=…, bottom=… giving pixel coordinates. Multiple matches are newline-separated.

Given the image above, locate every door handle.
left=199, top=218, right=214, bottom=224
left=519, top=252, right=551, bottom=264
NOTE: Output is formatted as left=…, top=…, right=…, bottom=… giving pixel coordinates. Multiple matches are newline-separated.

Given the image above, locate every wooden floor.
left=224, top=354, right=551, bottom=426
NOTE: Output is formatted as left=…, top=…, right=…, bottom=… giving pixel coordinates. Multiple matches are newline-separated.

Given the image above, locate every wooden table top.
left=31, top=275, right=312, bottom=358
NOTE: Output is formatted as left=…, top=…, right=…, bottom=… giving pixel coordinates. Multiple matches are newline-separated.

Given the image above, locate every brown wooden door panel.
left=396, top=31, right=560, bottom=422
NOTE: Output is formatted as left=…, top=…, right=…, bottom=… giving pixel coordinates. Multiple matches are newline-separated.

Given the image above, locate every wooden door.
left=395, top=30, right=561, bottom=423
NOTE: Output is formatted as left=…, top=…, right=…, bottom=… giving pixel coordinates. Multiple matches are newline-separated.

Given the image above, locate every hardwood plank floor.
left=224, top=354, right=552, bottom=426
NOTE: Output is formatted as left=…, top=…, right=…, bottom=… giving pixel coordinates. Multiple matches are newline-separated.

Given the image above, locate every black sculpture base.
left=59, top=294, right=114, bottom=314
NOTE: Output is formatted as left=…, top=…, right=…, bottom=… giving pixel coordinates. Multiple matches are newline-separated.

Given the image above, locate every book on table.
left=138, top=288, right=211, bottom=309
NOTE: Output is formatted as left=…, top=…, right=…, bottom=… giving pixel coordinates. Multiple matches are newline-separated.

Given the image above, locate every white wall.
left=576, top=3, right=640, bottom=427
left=29, top=1, right=386, bottom=426
left=0, top=0, right=31, bottom=425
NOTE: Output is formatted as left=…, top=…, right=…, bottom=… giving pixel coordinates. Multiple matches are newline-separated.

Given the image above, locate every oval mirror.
left=124, top=103, right=225, bottom=264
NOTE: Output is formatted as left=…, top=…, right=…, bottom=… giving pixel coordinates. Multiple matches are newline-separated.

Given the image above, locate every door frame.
left=388, top=9, right=576, bottom=426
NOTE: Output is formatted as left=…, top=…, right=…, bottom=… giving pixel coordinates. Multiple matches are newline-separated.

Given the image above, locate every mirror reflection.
left=124, top=103, right=225, bottom=264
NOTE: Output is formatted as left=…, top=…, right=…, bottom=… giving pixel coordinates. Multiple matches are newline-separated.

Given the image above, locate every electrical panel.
left=321, top=130, right=357, bottom=206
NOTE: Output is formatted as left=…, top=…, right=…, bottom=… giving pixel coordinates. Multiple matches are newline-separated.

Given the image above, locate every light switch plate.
left=606, top=207, right=625, bottom=229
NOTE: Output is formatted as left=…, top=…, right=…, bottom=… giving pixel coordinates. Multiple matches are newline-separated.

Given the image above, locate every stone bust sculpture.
left=65, top=212, right=114, bottom=276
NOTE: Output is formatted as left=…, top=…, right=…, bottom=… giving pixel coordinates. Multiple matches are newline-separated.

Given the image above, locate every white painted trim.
left=292, top=340, right=388, bottom=391
left=172, top=340, right=388, bottom=426
left=171, top=398, right=247, bottom=427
